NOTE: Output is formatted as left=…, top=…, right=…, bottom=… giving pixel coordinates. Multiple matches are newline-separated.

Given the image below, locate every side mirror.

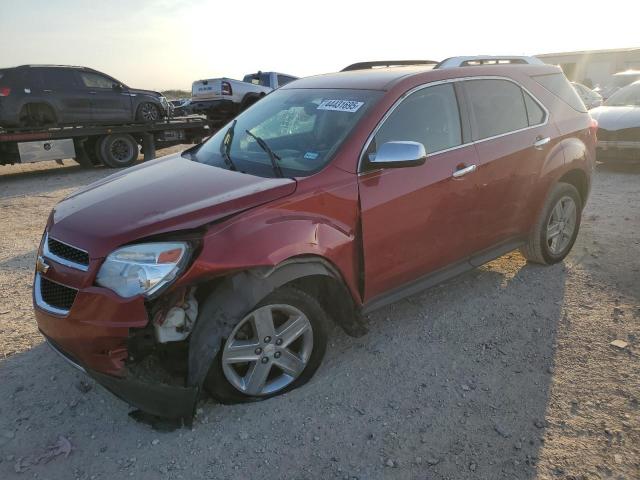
left=112, top=83, right=123, bottom=92
left=369, top=141, right=427, bottom=168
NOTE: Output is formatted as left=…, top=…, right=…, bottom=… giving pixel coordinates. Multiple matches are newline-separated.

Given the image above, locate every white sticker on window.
left=317, top=99, right=364, bottom=112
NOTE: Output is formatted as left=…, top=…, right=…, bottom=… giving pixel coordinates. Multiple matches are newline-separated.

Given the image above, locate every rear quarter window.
left=533, top=73, right=587, bottom=113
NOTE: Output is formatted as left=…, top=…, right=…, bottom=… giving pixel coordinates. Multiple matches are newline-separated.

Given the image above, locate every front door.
left=77, top=71, right=132, bottom=123
left=358, top=82, right=481, bottom=301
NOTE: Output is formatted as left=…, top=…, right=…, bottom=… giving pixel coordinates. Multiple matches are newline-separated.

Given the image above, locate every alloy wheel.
left=546, top=195, right=577, bottom=255
left=141, top=103, right=159, bottom=121
left=221, top=304, right=314, bottom=396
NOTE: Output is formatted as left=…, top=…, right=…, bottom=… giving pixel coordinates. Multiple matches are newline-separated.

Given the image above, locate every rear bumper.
left=45, top=336, right=198, bottom=419
left=0, top=99, right=20, bottom=127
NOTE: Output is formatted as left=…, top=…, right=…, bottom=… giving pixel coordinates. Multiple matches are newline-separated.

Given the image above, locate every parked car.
left=190, top=71, right=297, bottom=121
left=594, top=69, right=640, bottom=101
left=589, top=80, right=640, bottom=164
left=34, top=57, right=595, bottom=420
left=0, top=65, right=171, bottom=128
left=571, top=81, right=602, bottom=109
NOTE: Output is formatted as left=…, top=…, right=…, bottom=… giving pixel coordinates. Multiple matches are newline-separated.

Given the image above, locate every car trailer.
left=0, top=117, right=214, bottom=169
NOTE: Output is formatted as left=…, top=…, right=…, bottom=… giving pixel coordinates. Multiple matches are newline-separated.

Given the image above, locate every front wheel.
left=204, top=287, right=329, bottom=404
left=136, top=102, right=160, bottom=122
left=520, top=182, right=582, bottom=264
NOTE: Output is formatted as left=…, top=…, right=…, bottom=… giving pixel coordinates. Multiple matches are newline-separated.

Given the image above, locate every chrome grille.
left=47, top=236, right=90, bottom=267
left=38, top=275, right=77, bottom=312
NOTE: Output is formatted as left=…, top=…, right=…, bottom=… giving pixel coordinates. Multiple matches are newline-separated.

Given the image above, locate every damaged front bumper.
left=45, top=335, right=198, bottom=420
left=34, top=274, right=200, bottom=420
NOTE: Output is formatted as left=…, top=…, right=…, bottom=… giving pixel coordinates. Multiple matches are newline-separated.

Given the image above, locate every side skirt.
left=361, top=238, right=524, bottom=315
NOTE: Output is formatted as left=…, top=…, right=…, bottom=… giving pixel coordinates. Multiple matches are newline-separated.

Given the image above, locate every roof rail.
left=435, top=56, right=545, bottom=69
left=341, top=60, right=438, bottom=72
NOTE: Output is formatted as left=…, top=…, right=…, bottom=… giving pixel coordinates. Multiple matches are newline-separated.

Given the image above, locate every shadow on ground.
left=0, top=254, right=566, bottom=479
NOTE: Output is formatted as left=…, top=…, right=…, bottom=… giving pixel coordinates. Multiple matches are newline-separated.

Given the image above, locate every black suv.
left=0, top=65, right=170, bottom=128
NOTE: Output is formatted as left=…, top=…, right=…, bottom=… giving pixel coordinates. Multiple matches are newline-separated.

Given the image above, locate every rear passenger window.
left=369, top=83, right=462, bottom=158
left=42, top=69, right=78, bottom=89
left=523, top=91, right=545, bottom=126
left=533, top=73, right=587, bottom=112
left=464, top=79, right=529, bottom=140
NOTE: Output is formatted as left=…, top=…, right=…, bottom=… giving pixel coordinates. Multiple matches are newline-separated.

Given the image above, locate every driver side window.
left=364, top=83, right=462, bottom=169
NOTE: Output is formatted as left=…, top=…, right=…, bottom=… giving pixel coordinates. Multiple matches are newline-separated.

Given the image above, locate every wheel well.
left=191, top=258, right=366, bottom=340
left=240, top=94, right=260, bottom=109
left=286, top=274, right=365, bottom=337
left=20, top=103, right=57, bottom=122
left=558, top=169, right=588, bottom=205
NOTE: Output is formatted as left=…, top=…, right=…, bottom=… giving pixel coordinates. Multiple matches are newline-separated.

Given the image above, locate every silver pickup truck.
left=190, top=71, right=297, bottom=122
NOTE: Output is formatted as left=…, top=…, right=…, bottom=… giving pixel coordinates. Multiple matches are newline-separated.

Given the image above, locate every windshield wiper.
left=245, top=129, right=284, bottom=178
left=219, top=120, right=237, bottom=171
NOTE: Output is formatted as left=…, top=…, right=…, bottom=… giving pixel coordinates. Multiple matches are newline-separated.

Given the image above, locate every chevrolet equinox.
left=33, top=57, right=596, bottom=420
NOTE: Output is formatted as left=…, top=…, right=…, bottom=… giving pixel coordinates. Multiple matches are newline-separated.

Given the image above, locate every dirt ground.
left=0, top=150, right=638, bottom=480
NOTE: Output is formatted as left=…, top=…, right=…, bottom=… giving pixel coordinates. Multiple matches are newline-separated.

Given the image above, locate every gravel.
left=0, top=152, right=638, bottom=479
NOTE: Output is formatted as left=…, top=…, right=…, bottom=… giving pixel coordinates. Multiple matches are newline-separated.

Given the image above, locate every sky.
left=1, top=0, right=638, bottom=91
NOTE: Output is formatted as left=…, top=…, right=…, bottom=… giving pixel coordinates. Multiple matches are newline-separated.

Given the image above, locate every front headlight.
left=96, top=242, right=190, bottom=298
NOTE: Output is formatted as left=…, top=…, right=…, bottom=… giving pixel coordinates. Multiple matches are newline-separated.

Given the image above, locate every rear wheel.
left=239, top=95, right=260, bottom=112
left=96, top=133, right=139, bottom=168
left=136, top=102, right=160, bottom=122
left=204, top=287, right=329, bottom=404
left=19, top=104, right=57, bottom=127
left=520, top=182, right=582, bottom=264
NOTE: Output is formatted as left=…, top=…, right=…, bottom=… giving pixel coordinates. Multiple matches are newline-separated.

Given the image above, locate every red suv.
left=33, top=57, right=596, bottom=420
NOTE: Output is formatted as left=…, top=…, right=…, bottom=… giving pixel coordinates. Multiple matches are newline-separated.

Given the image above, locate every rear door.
left=358, top=82, right=481, bottom=300
left=77, top=71, right=132, bottom=123
left=460, top=78, right=554, bottom=254
left=40, top=68, right=91, bottom=123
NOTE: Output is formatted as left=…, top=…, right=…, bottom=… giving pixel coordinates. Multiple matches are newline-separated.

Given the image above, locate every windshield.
left=605, top=82, right=640, bottom=107
left=188, top=88, right=382, bottom=178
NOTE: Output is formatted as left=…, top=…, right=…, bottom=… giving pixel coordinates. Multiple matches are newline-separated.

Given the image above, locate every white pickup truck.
left=190, top=71, right=298, bottom=123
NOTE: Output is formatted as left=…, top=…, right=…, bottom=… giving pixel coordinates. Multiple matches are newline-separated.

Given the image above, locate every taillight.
left=0, top=87, right=10, bottom=97
left=589, top=117, right=598, bottom=140
left=221, top=81, right=232, bottom=96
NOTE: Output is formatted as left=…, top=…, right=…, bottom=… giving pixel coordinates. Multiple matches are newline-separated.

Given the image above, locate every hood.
left=49, top=154, right=297, bottom=258
left=590, top=106, right=640, bottom=131
left=129, top=88, right=163, bottom=98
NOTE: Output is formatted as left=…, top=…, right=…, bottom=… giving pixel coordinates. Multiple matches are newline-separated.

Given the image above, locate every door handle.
left=533, top=136, right=551, bottom=150
left=43, top=89, right=52, bottom=93
left=88, top=91, right=97, bottom=94
left=452, top=164, right=477, bottom=178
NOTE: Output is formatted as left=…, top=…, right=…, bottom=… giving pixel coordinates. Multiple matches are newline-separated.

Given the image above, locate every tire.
left=520, top=182, right=582, bottom=264
left=204, top=286, right=329, bottom=404
left=136, top=102, right=160, bottom=122
left=72, top=139, right=96, bottom=168
left=96, top=133, right=139, bottom=168
left=239, top=95, right=260, bottom=112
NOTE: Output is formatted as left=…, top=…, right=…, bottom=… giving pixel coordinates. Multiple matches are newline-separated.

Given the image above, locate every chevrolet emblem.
left=36, top=256, right=50, bottom=274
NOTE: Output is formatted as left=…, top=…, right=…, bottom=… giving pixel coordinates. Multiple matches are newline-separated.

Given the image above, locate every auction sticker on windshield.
left=317, top=99, right=364, bottom=112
